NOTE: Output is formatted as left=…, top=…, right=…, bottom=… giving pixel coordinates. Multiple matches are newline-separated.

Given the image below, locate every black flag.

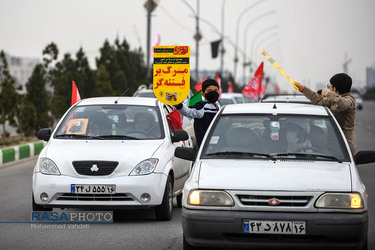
left=211, top=39, right=222, bottom=59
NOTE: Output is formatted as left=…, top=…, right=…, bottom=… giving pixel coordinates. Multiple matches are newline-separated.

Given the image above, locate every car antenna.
left=273, top=85, right=277, bottom=109
left=114, top=88, right=130, bottom=104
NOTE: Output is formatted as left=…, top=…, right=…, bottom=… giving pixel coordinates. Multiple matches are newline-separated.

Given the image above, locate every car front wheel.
left=155, top=175, right=173, bottom=221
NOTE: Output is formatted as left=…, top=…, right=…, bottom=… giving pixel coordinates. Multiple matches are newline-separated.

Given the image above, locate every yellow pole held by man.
left=259, top=49, right=302, bottom=91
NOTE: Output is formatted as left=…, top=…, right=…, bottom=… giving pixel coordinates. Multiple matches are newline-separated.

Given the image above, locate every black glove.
left=174, top=103, right=183, bottom=109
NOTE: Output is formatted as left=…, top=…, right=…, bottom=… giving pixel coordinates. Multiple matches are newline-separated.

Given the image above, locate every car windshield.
left=54, top=105, right=164, bottom=140
left=201, top=114, right=350, bottom=162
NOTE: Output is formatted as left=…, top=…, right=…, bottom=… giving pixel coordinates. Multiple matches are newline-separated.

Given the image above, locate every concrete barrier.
left=0, top=141, right=46, bottom=165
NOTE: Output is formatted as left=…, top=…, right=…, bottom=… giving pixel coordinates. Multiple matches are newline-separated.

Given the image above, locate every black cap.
left=330, top=73, right=352, bottom=94
left=201, top=79, right=219, bottom=92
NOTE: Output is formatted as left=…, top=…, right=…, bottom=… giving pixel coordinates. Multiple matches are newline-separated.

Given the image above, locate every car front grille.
left=237, top=194, right=312, bottom=207
left=56, top=193, right=133, bottom=201
left=72, top=161, right=119, bottom=176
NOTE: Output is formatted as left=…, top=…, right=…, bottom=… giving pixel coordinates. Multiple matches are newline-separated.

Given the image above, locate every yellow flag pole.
left=259, top=49, right=299, bottom=91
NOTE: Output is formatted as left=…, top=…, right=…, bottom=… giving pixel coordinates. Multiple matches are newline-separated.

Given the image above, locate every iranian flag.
left=242, top=62, right=264, bottom=100
left=71, top=81, right=81, bottom=106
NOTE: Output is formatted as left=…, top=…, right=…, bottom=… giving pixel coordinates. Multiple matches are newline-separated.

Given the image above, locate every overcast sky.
left=1, top=0, right=374, bottom=92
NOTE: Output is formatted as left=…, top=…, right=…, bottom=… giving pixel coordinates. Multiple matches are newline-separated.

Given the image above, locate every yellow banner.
left=153, top=46, right=190, bottom=105
left=259, top=49, right=298, bottom=90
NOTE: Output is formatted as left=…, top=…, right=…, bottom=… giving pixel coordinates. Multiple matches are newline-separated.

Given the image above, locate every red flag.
left=167, top=109, right=183, bottom=130
left=242, top=62, right=264, bottom=100
left=71, top=81, right=81, bottom=106
left=195, top=77, right=205, bottom=92
left=215, top=74, right=222, bottom=98
left=227, top=81, right=234, bottom=93
left=260, top=83, right=268, bottom=98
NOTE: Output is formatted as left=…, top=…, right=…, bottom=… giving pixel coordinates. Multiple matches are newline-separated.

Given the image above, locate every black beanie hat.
left=330, top=73, right=352, bottom=94
left=201, top=79, right=219, bottom=92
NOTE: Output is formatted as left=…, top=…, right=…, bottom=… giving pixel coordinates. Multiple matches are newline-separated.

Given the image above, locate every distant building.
left=5, top=53, right=40, bottom=94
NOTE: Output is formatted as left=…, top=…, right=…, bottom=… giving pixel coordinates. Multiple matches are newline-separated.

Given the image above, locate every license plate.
left=71, top=184, right=116, bottom=194
left=243, top=220, right=306, bottom=235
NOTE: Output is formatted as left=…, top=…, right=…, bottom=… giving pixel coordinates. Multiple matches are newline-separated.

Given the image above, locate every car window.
left=219, top=98, right=235, bottom=105
left=201, top=114, right=350, bottom=162
left=54, top=105, right=164, bottom=140
left=234, top=96, right=244, bottom=103
left=135, top=91, right=156, bottom=98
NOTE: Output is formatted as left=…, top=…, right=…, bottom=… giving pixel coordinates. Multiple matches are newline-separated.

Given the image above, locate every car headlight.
left=315, top=193, right=363, bottom=209
left=39, top=158, right=61, bottom=175
left=130, top=158, right=158, bottom=176
left=188, top=190, right=234, bottom=206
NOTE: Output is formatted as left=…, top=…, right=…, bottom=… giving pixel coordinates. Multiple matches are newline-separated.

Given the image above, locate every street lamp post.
left=220, top=0, right=226, bottom=75
left=182, top=0, right=201, bottom=82
left=233, top=0, right=265, bottom=81
left=247, top=25, right=278, bottom=74
left=146, top=0, right=153, bottom=80
left=249, top=25, right=278, bottom=65
left=242, top=10, right=276, bottom=83
left=252, top=32, right=278, bottom=71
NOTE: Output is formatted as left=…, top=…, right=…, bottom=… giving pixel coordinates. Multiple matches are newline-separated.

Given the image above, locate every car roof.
left=76, top=97, right=159, bottom=106
left=220, top=93, right=236, bottom=98
left=221, top=102, right=329, bottom=116
left=261, top=94, right=312, bottom=104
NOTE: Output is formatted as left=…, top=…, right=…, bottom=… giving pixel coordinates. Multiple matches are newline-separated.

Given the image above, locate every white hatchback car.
left=175, top=103, right=375, bottom=249
left=33, top=97, right=192, bottom=220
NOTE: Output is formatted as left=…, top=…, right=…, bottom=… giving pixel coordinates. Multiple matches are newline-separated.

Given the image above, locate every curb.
left=0, top=141, right=47, bottom=165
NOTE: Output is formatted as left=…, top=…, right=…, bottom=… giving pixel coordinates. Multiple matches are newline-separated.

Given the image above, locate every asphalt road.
left=0, top=101, right=374, bottom=250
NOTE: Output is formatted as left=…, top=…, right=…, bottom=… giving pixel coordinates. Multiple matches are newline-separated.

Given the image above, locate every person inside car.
left=286, top=119, right=312, bottom=153
left=134, top=112, right=154, bottom=133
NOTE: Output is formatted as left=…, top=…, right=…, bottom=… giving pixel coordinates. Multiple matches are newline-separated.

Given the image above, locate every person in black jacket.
left=175, top=79, right=220, bottom=148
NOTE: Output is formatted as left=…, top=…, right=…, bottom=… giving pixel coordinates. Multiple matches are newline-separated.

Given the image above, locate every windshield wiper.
left=97, top=135, right=139, bottom=140
left=55, top=134, right=104, bottom=140
left=271, top=153, right=342, bottom=163
left=205, top=151, right=276, bottom=161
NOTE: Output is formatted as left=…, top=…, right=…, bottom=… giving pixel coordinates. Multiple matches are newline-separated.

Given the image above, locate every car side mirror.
left=175, top=147, right=196, bottom=162
left=172, top=130, right=189, bottom=143
left=37, top=128, right=51, bottom=141
left=354, top=151, right=375, bottom=165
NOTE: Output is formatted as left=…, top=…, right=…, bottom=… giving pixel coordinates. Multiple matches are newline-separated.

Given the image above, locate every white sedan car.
left=176, top=102, right=375, bottom=249
left=33, top=97, right=192, bottom=220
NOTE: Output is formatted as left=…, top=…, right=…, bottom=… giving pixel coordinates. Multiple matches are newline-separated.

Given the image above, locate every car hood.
left=42, top=139, right=163, bottom=176
left=197, top=160, right=352, bottom=192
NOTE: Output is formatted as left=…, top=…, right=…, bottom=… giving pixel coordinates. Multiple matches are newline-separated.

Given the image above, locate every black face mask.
left=205, top=91, right=219, bottom=103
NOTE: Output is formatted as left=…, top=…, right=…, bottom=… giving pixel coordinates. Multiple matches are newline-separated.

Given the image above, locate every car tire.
left=32, top=193, right=52, bottom=211
left=155, top=175, right=173, bottom=221
left=176, top=193, right=182, bottom=208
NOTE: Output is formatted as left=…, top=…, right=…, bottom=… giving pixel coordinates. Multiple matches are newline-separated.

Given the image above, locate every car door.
left=163, top=104, right=192, bottom=192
